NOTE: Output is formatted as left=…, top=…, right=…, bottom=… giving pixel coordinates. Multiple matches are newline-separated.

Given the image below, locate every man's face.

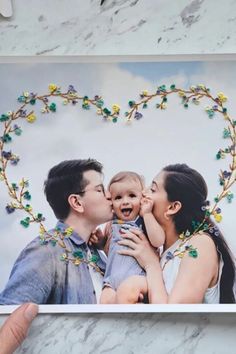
left=81, top=170, right=113, bottom=225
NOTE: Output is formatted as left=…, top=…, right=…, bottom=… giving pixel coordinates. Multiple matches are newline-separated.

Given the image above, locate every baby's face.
left=110, top=180, right=143, bottom=221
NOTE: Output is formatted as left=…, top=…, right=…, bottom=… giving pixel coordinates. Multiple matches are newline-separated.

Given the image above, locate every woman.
left=118, top=164, right=235, bottom=304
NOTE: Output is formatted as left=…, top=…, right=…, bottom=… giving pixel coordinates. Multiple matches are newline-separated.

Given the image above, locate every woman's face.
left=146, top=171, right=171, bottom=225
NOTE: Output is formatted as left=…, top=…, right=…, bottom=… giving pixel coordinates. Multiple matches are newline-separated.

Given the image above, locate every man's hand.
left=0, top=303, right=38, bottom=354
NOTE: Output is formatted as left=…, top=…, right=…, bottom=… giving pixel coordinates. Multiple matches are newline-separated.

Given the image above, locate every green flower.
left=89, top=255, right=99, bottom=263
left=0, top=114, right=9, bottom=122
left=73, top=249, right=84, bottom=259
left=128, top=100, right=135, bottom=108
left=103, top=108, right=111, bottom=115
left=189, top=249, right=198, bottom=258
left=49, top=103, right=56, bottom=112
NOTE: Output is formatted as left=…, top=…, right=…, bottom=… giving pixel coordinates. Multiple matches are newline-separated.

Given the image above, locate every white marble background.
left=0, top=0, right=236, bottom=55
left=1, top=0, right=236, bottom=353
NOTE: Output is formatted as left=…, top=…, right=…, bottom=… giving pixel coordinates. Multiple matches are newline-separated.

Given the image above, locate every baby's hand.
left=140, top=196, right=153, bottom=216
left=88, top=228, right=105, bottom=248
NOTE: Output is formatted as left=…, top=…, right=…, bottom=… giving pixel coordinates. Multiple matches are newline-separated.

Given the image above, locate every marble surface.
left=0, top=312, right=236, bottom=353
left=0, top=0, right=235, bottom=56
left=1, top=1, right=236, bottom=353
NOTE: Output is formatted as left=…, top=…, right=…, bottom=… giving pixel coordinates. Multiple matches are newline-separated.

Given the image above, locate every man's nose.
left=105, top=190, right=111, bottom=200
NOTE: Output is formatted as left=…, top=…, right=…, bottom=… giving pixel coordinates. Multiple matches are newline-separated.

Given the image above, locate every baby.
left=99, top=171, right=165, bottom=304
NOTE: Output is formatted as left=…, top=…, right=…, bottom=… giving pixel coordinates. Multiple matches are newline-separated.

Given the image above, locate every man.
left=0, top=159, right=113, bottom=304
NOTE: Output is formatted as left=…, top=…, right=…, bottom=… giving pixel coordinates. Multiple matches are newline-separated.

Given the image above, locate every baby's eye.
left=115, top=195, right=121, bottom=200
left=129, top=193, right=136, bottom=198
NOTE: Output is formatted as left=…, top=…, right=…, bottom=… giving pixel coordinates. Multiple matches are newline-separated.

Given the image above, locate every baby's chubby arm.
left=140, top=196, right=165, bottom=248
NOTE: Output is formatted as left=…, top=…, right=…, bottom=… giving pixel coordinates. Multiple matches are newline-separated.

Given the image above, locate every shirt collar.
left=56, top=220, right=86, bottom=246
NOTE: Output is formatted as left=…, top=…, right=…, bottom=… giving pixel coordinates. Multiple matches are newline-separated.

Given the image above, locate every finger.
left=92, top=235, right=99, bottom=243
left=118, top=239, right=137, bottom=250
left=120, top=231, right=140, bottom=244
left=128, top=228, right=146, bottom=240
left=117, top=248, right=136, bottom=256
left=0, top=303, right=38, bottom=354
left=95, top=228, right=103, bottom=237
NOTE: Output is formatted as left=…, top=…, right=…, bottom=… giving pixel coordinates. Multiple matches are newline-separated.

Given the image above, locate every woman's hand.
left=118, top=228, right=159, bottom=270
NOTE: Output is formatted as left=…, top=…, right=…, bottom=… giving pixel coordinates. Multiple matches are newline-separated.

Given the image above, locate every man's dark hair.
left=44, top=159, right=103, bottom=220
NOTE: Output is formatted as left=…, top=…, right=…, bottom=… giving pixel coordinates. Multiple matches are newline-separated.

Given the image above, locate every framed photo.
left=0, top=55, right=235, bottom=313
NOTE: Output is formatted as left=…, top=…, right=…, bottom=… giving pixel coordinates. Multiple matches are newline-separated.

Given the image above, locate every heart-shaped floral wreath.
left=0, top=83, right=235, bottom=272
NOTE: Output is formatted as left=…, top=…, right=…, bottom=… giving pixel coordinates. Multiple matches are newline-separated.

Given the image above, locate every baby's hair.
left=108, top=171, right=145, bottom=190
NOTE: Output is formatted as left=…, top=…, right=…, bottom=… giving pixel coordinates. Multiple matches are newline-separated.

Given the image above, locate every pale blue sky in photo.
left=0, top=60, right=236, bottom=291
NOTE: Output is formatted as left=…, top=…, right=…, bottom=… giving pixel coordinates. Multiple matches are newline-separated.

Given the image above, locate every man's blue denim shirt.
left=0, top=221, right=106, bottom=304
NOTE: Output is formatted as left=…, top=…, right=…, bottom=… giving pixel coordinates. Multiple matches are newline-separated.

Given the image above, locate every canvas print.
left=0, top=59, right=235, bottom=312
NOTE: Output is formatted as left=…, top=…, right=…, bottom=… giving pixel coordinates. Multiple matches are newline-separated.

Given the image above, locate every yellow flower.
left=41, top=108, right=46, bottom=113
left=112, top=104, right=120, bottom=114
left=68, top=92, right=76, bottom=98
left=217, top=92, right=228, bottom=103
left=178, top=91, right=185, bottom=97
left=198, top=84, right=206, bottom=90
left=178, top=252, right=185, bottom=258
left=190, top=86, right=196, bottom=91
left=65, top=227, right=73, bottom=236
left=63, top=99, right=68, bottom=105
left=49, top=83, right=57, bottom=93
left=74, top=259, right=81, bottom=266
left=160, top=103, right=167, bottom=110
left=26, top=113, right=36, bottom=123
left=19, top=179, right=28, bottom=187
left=142, top=90, right=148, bottom=96
left=179, top=233, right=185, bottom=240
left=214, top=214, right=222, bottom=223
left=39, top=225, right=45, bottom=235
left=23, top=92, right=29, bottom=98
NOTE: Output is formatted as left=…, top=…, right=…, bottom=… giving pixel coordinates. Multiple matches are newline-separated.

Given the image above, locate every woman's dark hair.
left=162, top=163, right=235, bottom=303
left=44, top=159, right=103, bottom=220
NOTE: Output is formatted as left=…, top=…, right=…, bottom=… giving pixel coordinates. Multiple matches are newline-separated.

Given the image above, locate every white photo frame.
left=0, top=55, right=236, bottom=313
